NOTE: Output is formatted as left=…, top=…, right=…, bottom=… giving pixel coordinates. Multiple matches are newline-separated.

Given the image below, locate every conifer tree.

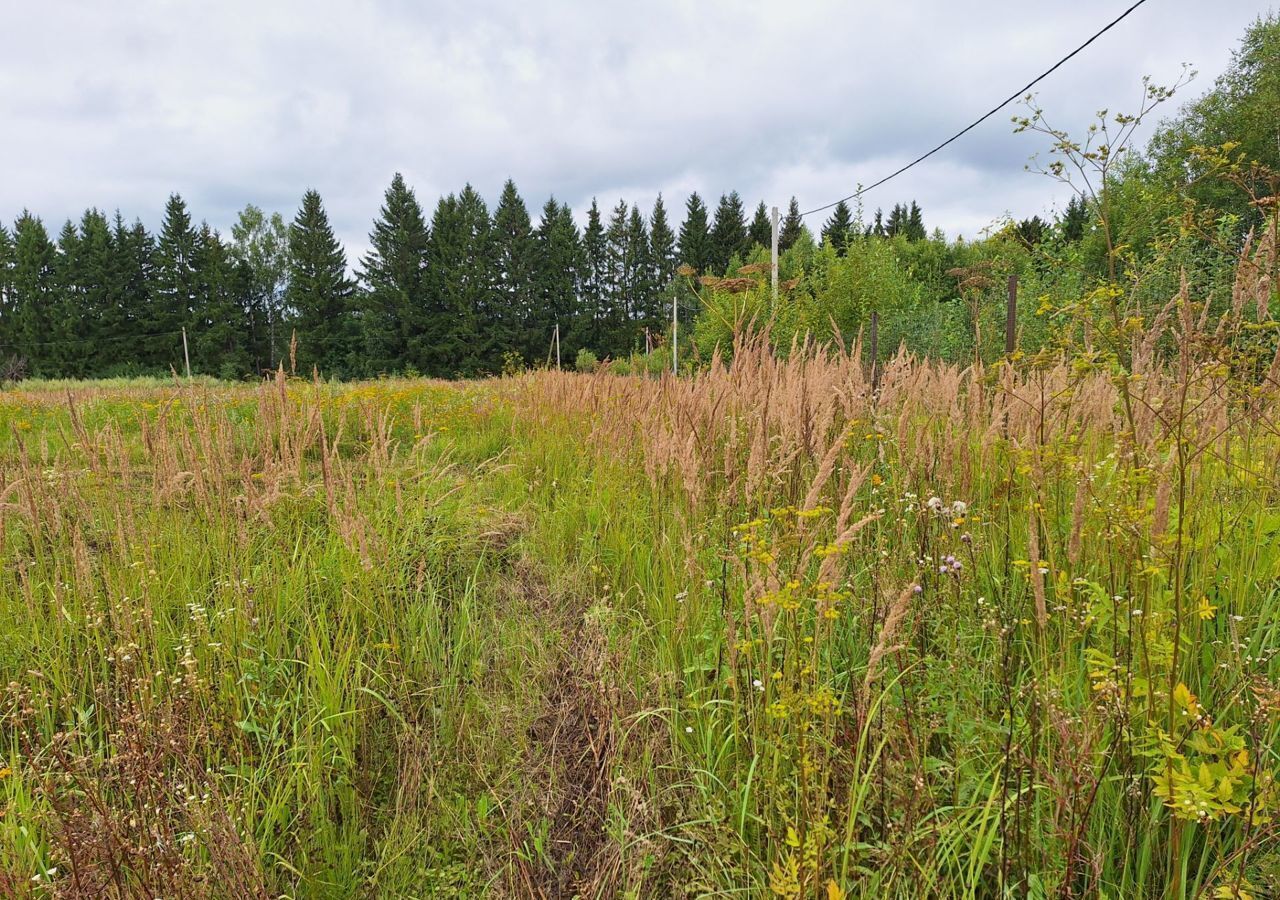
left=358, top=173, right=430, bottom=375
left=906, top=201, right=926, bottom=241
left=779, top=197, right=805, bottom=253
left=748, top=201, right=772, bottom=250
left=455, top=185, right=499, bottom=372
left=491, top=179, right=536, bottom=362
left=822, top=201, right=855, bottom=255
left=424, top=186, right=492, bottom=375
left=286, top=189, right=354, bottom=376
left=72, top=209, right=115, bottom=374
left=626, top=204, right=656, bottom=345
left=1060, top=194, right=1089, bottom=242
left=51, top=219, right=86, bottom=376
left=11, top=212, right=56, bottom=376
left=191, top=224, right=251, bottom=376
left=533, top=198, right=582, bottom=364
left=109, top=216, right=155, bottom=371
left=649, top=194, right=678, bottom=293
left=604, top=199, right=631, bottom=355
left=153, top=194, right=200, bottom=371
left=581, top=199, right=608, bottom=352
left=708, top=191, right=748, bottom=275
left=885, top=203, right=907, bottom=238
left=677, top=192, right=711, bottom=275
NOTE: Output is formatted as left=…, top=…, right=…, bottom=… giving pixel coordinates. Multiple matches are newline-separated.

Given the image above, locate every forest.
left=0, top=14, right=1271, bottom=383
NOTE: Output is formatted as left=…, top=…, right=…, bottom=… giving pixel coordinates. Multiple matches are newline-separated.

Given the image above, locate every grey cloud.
left=0, top=0, right=1266, bottom=260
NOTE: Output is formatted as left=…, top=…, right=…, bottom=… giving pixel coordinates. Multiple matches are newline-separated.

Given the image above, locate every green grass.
left=2, top=363, right=1279, bottom=897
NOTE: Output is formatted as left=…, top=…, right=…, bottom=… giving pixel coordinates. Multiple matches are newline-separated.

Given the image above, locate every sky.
left=0, top=1, right=1268, bottom=262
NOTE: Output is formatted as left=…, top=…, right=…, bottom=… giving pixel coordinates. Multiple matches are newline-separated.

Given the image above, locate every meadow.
left=2, top=276, right=1279, bottom=900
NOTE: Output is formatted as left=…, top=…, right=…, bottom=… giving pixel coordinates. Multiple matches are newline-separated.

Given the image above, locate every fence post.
left=1005, top=274, right=1018, bottom=356
left=869, top=310, right=879, bottom=391
left=771, top=205, right=779, bottom=302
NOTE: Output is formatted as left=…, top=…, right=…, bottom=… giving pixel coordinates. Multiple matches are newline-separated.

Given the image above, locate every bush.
left=574, top=348, right=599, bottom=373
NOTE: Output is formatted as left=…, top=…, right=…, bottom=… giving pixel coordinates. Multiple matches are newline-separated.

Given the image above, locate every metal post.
left=182, top=326, right=192, bottom=378
left=771, top=205, right=779, bottom=301
left=1005, top=274, right=1018, bottom=356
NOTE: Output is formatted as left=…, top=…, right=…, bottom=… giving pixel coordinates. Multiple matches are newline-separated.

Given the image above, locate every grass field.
left=2, top=336, right=1280, bottom=898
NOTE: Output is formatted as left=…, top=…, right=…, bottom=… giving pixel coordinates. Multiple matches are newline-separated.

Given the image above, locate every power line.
left=800, top=0, right=1150, bottom=219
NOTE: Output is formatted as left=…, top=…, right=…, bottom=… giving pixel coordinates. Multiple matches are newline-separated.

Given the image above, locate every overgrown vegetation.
left=2, top=12, right=1280, bottom=900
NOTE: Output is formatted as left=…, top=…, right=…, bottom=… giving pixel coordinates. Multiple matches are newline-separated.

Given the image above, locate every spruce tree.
left=153, top=194, right=200, bottom=371
left=779, top=197, right=805, bottom=253
left=581, top=199, right=608, bottom=352
left=708, top=191, right=748, bottom=275
left=822, top=201, right=855, bottom=255
left=626, top=204, right=656, bottom=347
left=72, top=210, right=115, bottom=375
left=677, top=192, right=711, bottom=275
left=748, top=201, right=772, bottom=250
left=533, top=198, right=582, bottom=365
left=490, top=179, right=536, bottom=363
left=358, top=173, right=430, bottom=375
left=11, top=212, right=56, bottom=376
left=191, top=224, right=251, bottom=376
left=906, top=201, right=926, bottom=241
left=424, top=186, right=492, bottom=375
left=286, top=189, right=354, bottom=376
left=649, top=194, right=678, bottom=293
left=885, top=203, right=908, bottom=238
left=1060, top=194, right=1089, bottom=242
left=51, top=220, right=85, bottom=376
left=604, top=199, right=630, bottom=355
left=109, top=216, right=155, bottom=372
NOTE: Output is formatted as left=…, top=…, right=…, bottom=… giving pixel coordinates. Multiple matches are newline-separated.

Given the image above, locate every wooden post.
left=869, top=310, right=880, bottom=391
left=1005, top=274, right=1018, bottom=356
left=182, top=327, right=192, bottom=378
left=672, top=293, right=678, bottom=376
left=770, top=205, right=779, bottom=302
left=554, top=322, right=561, bottom=370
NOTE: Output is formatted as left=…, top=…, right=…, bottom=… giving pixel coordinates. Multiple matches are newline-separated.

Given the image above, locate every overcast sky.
left=0, top=1, right=1268, bottom=261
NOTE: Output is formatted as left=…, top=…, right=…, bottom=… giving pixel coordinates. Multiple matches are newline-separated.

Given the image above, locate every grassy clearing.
left=2, top=327, right=1280, bottom=897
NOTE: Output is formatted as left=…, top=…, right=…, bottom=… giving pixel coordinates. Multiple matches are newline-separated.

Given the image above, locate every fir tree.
left=708, top=191, right=748, bottom=275
left=152, top=194, right=200, bottom=371
left=604, top=199, right=631, bottom=355
left=748, top=201, right=772, bottom=250
left=649, top=194, right=678, bottom=292
left=108, top=216, right=155, bottom=372
left=286, top=189, right=354, bottom=376
left=424, top=186, right=492, bottom=375
left=1060, top=194, right=1089, bottom=242
left=491, top=179, right=536, bottom=363
left=11, top=212, right=56, bottom=376
left=626, top=204, right=656, bottom=346
left=51, top=219, right=85, bottom=376
left=533, top=198, right=582, bottom=364
left=885, top=203, right=907, bottom=239
left=779, top=197, right=805, bottom=253
left=906, top=201, right=926, bottom=241
left=677, top=192, right=712, bottom=275
left=358, top=173, right=430, bottom=375
left=822, top=201, right=855, bottom=255
left=581, top=199, right=608, bottom=352
left=191, top=224, right=251, bottom=376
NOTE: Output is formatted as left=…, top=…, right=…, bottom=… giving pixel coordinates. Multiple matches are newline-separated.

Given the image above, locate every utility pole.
left=771, top=205, right=779, bottom=301
left=181, top=327, right=192, bottom=379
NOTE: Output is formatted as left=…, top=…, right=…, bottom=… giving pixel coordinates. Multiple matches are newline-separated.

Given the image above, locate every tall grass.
left=2, top=248, right=1280, bottom=896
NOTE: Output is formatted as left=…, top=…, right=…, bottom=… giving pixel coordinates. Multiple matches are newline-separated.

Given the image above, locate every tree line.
left=1, top=175, right=934, bottom=379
